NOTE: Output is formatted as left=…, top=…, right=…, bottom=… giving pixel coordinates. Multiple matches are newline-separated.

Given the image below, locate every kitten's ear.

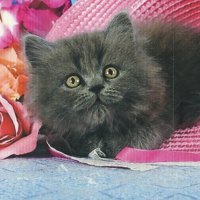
left=23, top=34, right=54, bottom=68
left=106, top=12, right=133, bottom=36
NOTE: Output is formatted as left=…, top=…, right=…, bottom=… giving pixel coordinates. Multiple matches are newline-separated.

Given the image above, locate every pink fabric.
left=160, top=127, right=200, bottom=153
left=116, top=147, right=200, bottom=163
left=46, top=0, right=200, bottom=162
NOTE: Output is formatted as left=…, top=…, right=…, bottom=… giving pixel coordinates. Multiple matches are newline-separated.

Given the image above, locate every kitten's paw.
left=88, top=148, right=106, bottom=159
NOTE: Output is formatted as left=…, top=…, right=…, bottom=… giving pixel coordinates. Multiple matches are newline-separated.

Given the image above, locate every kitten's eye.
left=104, top=66, right=118, bottom=79
left=65, top=75, right=80, bottom=88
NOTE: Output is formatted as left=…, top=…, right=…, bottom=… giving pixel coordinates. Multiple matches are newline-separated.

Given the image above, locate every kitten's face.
left=24, top=13, right=152, bottom=134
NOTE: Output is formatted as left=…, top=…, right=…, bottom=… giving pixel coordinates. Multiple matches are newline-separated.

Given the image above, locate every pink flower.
left=42, top=0, right=68, bottom=8
left=18, top=0, right=71, bottom=37
left=0, top=0, right=71, bottom=47
left=18, top=2, right=59, bottom=37
left=0, top=24, right=13, bottom=49
left=16, top=0, right=31, bottom=4
left=0, top=5, right=20, bottom=48
left=0, top=95, right=41, bottom=159
left=0, top=0, right=12, bottom=8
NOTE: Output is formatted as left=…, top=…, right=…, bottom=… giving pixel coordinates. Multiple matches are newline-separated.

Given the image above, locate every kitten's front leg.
left=101, top=119, right=174, bottom=158
left=64, top=132, right=105, bottom=157
left=128, top=119, right=174, bottom=150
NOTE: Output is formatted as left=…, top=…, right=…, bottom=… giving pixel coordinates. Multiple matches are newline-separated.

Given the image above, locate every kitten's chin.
left=89, top=104, right=108, bottom=128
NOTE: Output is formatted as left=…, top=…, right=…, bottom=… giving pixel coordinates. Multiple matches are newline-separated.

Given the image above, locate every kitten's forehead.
left=56, top=32, right=105, bottom=74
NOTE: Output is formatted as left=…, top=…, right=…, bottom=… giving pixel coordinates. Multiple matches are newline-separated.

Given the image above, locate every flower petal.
left=0, top=120, right=42, bottom=159
left=19, top=3, right=59, bottom=36
left=42, top=0, right=66, bottom=8
left=4, top=96, right=31, bottom=134
left=0, top=107, right=6, bottom=112
left=0, top=119, right=22, bottom=147
left=15, top=75, right=28, bottom=96
left=0, top=64, right=16, bottom=84
left=0, top=46, right=26, bottom=77
left=0, top=0, right=12, bottom=8
left=1, top=6, right=20, bottom=41
left=0, top=112, right=15, bottom=137
left=0, top=84, right=20, bottom=100
left=0, top=64, right=20, bottom=100
left=0, top=23, right=13, bottom=49
left=0, top=95, right=19, bottom=133
left=62, top=0, right=71, bottom=13
left=16, top=0, right=32, bottom=4
left=0, top=47, right=18, bottom=64
left=0, top=47, right=27, bottom=99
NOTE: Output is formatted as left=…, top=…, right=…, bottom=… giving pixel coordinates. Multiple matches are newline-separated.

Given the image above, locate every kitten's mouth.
left=93, top=96, right=102, bottom=105
left=83, top=96, right=110, bottom=127
left=74, top=93, right=119, bottom=112
left=92, top=96, right=108, bottom=110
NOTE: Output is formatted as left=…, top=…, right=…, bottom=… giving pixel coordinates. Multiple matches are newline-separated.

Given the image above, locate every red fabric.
left=47, top=0, right=200, bottom=154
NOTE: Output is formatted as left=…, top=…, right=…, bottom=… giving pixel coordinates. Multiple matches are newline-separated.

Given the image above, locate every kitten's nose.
left=89, top=84, right=104, bottom=94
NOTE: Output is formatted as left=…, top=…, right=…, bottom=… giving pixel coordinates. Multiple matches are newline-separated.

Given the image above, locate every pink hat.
left=47, top=0, right=200, bottom=41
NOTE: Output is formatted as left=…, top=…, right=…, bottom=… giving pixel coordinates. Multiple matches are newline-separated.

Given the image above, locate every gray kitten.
left=23, top=13, right=200, bottom=158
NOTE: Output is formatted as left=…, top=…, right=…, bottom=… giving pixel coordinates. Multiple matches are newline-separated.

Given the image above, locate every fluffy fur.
left=23, top=13, right=200, bottom=158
